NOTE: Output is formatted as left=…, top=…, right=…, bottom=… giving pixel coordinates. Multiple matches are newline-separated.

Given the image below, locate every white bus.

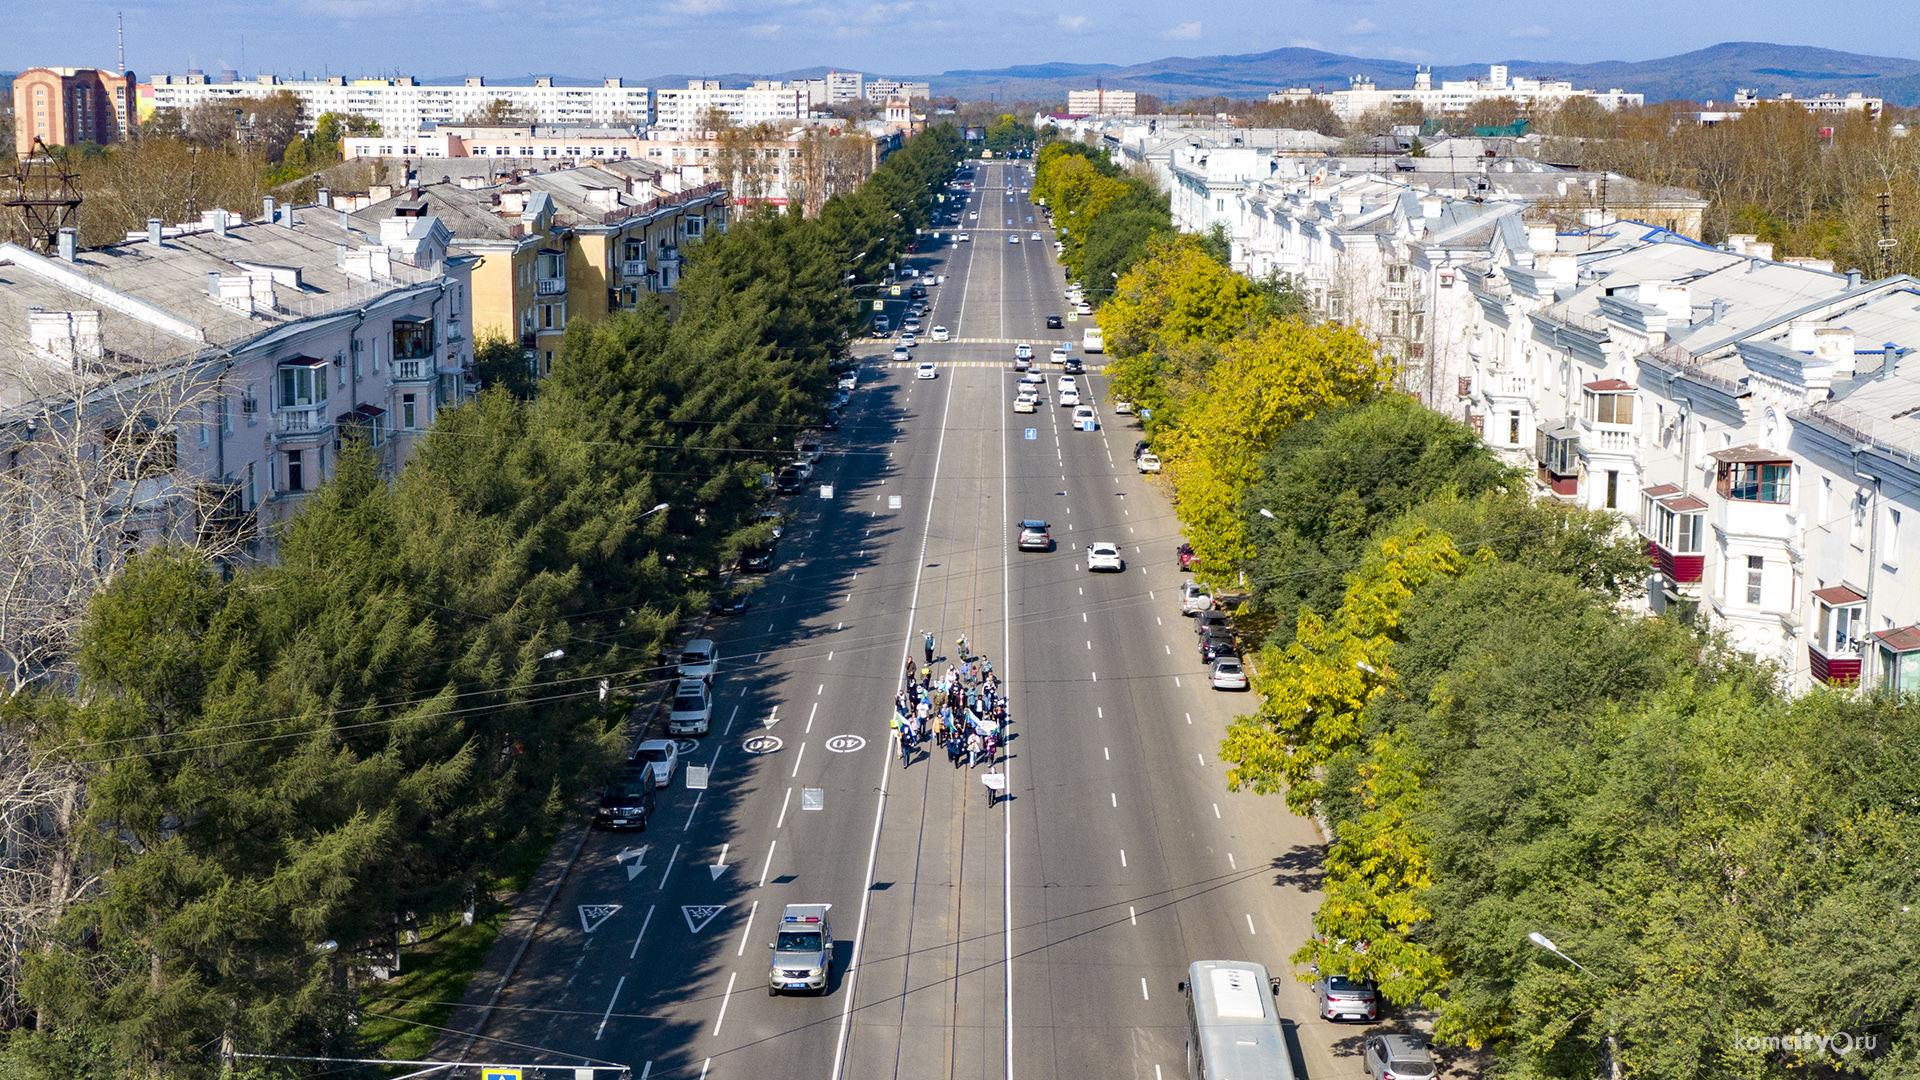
left=1178, top=960, right=1297, bottom=1080
left=1082, top=326, right=1104, bottom=353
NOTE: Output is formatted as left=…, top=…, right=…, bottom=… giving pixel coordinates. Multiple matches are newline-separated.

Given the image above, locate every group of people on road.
left=894, top=631, right=1007, bottom=772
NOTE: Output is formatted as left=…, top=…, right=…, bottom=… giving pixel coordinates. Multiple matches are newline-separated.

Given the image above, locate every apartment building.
left=13, top=66, right=137, bottom=156
left=865, top=79, right=932, bottom=105
left=1067, top=89, right=1137, bottom=117
left=139, top=74, right=652, bottom=135
left=1312, top=65, right=1642, bottom=122
left=652, top=83, right=808, bottom=132
left=344, top=124, right=651, bottom=162
left=1, top=203, right=476, bottom=569
left=350, top=164, right=727, bottom=376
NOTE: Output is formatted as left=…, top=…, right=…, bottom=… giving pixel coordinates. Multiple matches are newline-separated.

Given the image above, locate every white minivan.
left=1082, top=327, right=1104, bottom=353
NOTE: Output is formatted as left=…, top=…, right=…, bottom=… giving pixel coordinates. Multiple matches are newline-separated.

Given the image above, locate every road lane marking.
left=1097, top=707, right=1103, bottom=717
left=1174, top=676, right=1181, bottom=687
left=1141, top=977, right=1150, bottom=1001
left=1087, top=640, right=1092, bottom=650
left=1214, top=803, right=1221, bottom=818
left=1111, top=793, right=1116, bottom=807
left=776, top=787, right=793, bottom=829
left=1130, top=906, right=1137, bottom=925
left=1197, top=753, right=1205, bottom=766
left=595, top=975, right=626, bottom=1040
left=1246, top=914, right=1257, bottom=936
left=1082, top=612, right=1087, bottom=622
left=736, top=899, right=759, bottom=957
left=629, top=904, right=656, bottom=960
left=1165, top=645, right=1170, bottom=654
left=817, top=683, right=825, bottom=695
left=758, top=840, right=776, bottom=887
left=1120, top=849, right=1127, bottom=867
left=1186, top=712, right=1192, bottom=725
left=1105, top=747, right=1109, bottom=760
left=807, top=701, right=819, bottom=733
left=791, top=742, right=807, bottom=777
left=1228, top=852, right=1237, bottom=869
left=658, top=844, right=679, bottom=890
left=711, top=971, right=737, bottom=1035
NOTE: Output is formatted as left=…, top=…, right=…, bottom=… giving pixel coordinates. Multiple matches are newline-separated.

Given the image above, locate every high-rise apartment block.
left=139, top=74, right=652, bottom=135
left=652, top=83, right=808, bottom=132
left=1067, top=89, right=1137, bottom=117
left=14, top=67, right=138, bottom=156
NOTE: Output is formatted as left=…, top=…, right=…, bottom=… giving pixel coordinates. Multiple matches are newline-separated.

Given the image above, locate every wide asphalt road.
left=465, top=161, right=1360, bottom=1080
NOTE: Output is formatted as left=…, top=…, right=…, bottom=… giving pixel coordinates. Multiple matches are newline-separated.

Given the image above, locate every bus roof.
left=1187, top=960, right=1297, bottom=1080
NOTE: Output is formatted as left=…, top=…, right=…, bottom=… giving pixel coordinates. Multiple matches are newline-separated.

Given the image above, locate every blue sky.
left=8, top=0, right=1920, bottom=82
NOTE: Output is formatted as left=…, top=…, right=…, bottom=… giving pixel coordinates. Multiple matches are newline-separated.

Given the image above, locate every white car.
left=969, top=212, right=978, bottom=220
left=1059, top=388, right=1081, bottom=407
left=1073, top=404, right=1098, bottom=429
left=1087, top=542, right=1124, bottom=572
left=1180, top=580, right=1214, bottom=615
left=957, top=233, right=970, bottom=242
left=1031, top=232, right=1043, bottom=241
left=1015, top=342, right=1034, bottom=360
left=1137, top=452, right=1162, bottom=473
left=1020, top=371, right=1046, bottom=390
left=1057, top=375, right=1078, bottom=394
left=1013, top=394, right=1037, bottom=413
left=930, top=326, right=950, bottom=341
left=1115, top=400, right=1133, bottom=414
left=631, top=739, right=680, bottom=786
left=891, top=346, right=911, bottom=362
left=916, top=361, right=937, bottom=379
left=900, top=332, right=917, bottom=347
left=1009, top=235, right=1020, bottom=244
left=1210, top=657, right=1249, bottom=691
left=1076, top=302, right=1092, bottom=315
left=1050, top=346, right=1069, bottom=365
left=903, top=318, right=922, bottom=333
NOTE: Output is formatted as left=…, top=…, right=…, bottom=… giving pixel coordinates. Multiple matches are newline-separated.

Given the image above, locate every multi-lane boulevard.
left=466, top=161, right=1357, bottom=1080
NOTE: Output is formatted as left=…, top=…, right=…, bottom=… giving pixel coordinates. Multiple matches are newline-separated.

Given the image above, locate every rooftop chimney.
left=262, top=196, right=276, bottom=222
left=1847, top=268, right=1863, bottom=289
left=207, top=270, right=221, bottom=298
left=317, top=187, right=331, bottom=208
left=57, top=227, right=77, bottom=262
left=147, top=218, right=164, bottom=246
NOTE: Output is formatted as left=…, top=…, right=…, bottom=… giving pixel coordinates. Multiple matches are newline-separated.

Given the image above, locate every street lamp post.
left=1528, top=932, right=1621, bottom=1080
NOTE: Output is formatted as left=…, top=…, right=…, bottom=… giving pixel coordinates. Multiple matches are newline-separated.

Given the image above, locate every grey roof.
left=353, top=184, right=522, bottom=245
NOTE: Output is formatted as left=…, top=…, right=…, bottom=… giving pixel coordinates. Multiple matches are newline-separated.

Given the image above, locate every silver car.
left=768, top=904, right=833, bottom=995
left=1362, top=1034, right=1436, bottom=1079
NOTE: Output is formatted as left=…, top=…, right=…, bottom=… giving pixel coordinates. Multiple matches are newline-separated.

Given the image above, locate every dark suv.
left=741, top=541, right=777, bottom=572
left=594, top=770, right=658, bottom=830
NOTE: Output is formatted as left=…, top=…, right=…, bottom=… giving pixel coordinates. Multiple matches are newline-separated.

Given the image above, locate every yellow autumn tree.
left=1156, top=319, right=1393, bottom=577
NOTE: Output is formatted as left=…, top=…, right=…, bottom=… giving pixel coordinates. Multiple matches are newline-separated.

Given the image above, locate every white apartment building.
left=140, top=74, right=652, bottom=135
left=1067, top=89, right=1137, bottom=116
left=1311, top=65, right=1642, bottom=123
left=865, top=79, right=932, bottom=105
left=2, top=204, right=476, bottom=577
left=652, top=82, right=807, bottom=132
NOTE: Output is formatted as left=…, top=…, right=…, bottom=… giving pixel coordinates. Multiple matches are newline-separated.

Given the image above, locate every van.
left=1083, top=327, right=1104, bottom=353
left=677, top=639, right=719, bottom=681
left=667, top=678, right=713, bottom=736
left=769, top=904, right=833, bottom=995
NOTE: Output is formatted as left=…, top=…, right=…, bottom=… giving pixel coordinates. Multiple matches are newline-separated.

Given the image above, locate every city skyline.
left=7, top=0, right=1920, bottom=86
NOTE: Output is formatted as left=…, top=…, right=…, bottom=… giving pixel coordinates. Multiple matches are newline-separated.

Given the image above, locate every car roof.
left=636, top=738, right=673, bottom=751
left=1380, top=1034, right=1429, bottom=1056
left=1019, top=519, right=1049, bottom=529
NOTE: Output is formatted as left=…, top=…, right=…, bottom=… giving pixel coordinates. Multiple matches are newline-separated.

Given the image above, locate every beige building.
left=1067, top=89, right=1137, bottom=117
left=13, top=66, right=137, bottom=156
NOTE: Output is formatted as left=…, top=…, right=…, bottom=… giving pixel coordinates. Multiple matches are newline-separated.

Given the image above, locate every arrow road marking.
left=615, top=845, right=650, bottom=881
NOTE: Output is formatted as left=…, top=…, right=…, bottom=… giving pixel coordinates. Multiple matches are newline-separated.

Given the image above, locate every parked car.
left=1137, top=452, right=1161, bottom=473
left=1362, top=1034, right=1435, bottom=1079
left=667, top=677, right=713, bottom=736
left=1017, top=520, right=1052, bottom=552
left=1195, top=610, right=1232, bottom=639
left=1086, top=541, right=1124, bottom=572
left=1180, top=580, right=1214, bottom=615
left=1176, top=542, right=1198, bottom=570
left=1115, top=400, right=1133, bottom=414
left=710, top=588, right=754, bottom=616
left=794, top=439, right=822, bottom=464
left=819, top=409, right=841, bottom=431
left=1210, top=656, right=1249, bottom=691
left=1316, top=974, right=1380, bottom=1022
left=677, top=638, right=720, bottom=681
left=630, top=739, right=680, bottom=786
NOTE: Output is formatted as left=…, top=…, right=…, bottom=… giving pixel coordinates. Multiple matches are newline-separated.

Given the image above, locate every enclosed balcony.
left=392, top=317, right=436, bottom=382
left=1811, top=586, right=1866, bottom=685
left=1640, top=485, right=1705, bottom=584
left=274, top=356, right=331, bottom=439
left=1709, top=445, right=1795, bottom=539
left=534, top=250, right=567, bottom=296
left=1579, top=379, right=1637, bottom=459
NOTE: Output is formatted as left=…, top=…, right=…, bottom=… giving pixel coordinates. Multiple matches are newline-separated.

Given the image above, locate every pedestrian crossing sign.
left=873, top=300, right=884, bottom=310
left=890, top=285, right=902, bottom=296
left=483, top=1070, right=521, bottom=1080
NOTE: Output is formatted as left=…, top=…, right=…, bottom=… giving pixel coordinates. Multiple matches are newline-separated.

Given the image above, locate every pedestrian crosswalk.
left=870, top=338, right=1085, bottom=346
left=887, top=360, right=1109, bottom=371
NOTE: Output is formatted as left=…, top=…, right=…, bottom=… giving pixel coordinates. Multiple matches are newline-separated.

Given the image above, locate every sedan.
left=1009, top=235, right=1020, bottom=244
left=929, top=326, right=950, bottom=341
left=1030, top=232, right=1042, bottom=241
left=1017, top=520, right=1052, bottom=552
left=1013, top=394, right=1037, bottom=413
left=916, top=361, right=937, bottom=380
left=900, top=332, right=917, bottom=348
left=969, top=212, right=978, bottom=220
left=891, top=346, right=911, bottom=362
left=1013, top=355, right=1032, bottom=372
left=1073, top=404, right=1098, bottom=430
left=1063, top=358, right=1085, bottom=375
left=1050, top=346, right=1070, bottom=365
left=1317, top=974, right=1380, bottom=1022
left=1059, top=388, right=1081, bottom=407
left=1087, top=541, right=1124, bottom=572
left=1076, top=302, right=1092, bottom=315
left=1015, top=342, right=1034, bottom=359
left=631, top=739, right=680, bottom=786
left=1045, top=314, right=1063, bottom=329
left=957, top=233, right=971, bottom=242
left=1137, top=452, right=1161, bottom=473
left=1210, top=657, right=1249, bottom=691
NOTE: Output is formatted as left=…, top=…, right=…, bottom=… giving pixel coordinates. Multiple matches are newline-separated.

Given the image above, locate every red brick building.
left=13, top=67, right=137, bottom=157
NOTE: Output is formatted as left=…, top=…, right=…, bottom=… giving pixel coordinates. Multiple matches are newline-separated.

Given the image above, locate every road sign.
left=483, top=1070, right=521, bottom=1080
left=1068, top=311, right=1078, bottom=322
left=578, top=904, right=622, bottom=933
left=685, top=765, right=710, bottom=790
left=802, top=787, right=825, bottom=810
left=683, top=905, right=727, bottom=933
left=872, top=299, right=884, bottom=310
left=1024, top=428, right=1036, bottom=440
left=819, top=484, right=834, bottom=499
left=890, top=285, right=902, bottom=296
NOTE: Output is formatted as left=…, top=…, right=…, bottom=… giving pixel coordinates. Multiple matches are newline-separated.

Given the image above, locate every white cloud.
left=1164, top=20, right=1201, bottom=40
left=1058, top=13, right=1089, bottom=30
left=745, top=21, right=783, bottom=35
left=1509, top=24, right=1550, bottom=39
left=1289, top=37, right=1325, bottom=50
left=1344, top=18, right=1379, bottom=34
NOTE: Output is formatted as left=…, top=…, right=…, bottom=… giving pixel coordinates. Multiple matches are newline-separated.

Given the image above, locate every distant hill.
left=904, top=41, right=1920, bottom=106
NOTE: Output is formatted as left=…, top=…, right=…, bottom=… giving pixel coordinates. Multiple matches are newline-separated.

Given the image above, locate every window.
left=1746, top=555, right=1765, bottom=605
left=402, top=393, right=418, bottom=430
left=1851, top=492, right=1867, bottom=547
left=1583, top=390, right=1635, bottom=425
left=1887, top=508, right=1904, bottom=568
left=287, top=450, right=305, bottom=492
left=1721, top=462, right=1791, bottom=503
left=1880, top=639, right=1920, bottom=692
left=246, top=461, right=256, bottom=509
left=1818, top=601, right=1865, bottom=655
left=1535, top=428, right=1578, bottom=475
left=277, top=362, right=327, bottom=409
left=199, top=402, right=211, bottom=447
left=392, top=318, right=434, bottom=360
left=1605, top=470, right=1619, bottom=510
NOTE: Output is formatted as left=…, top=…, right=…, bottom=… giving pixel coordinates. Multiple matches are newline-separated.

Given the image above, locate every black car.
left=594, top=772, right=657, bottom=830
left=1200, top=627, right=1239, bottom=663
left=1046, top=314, right=1063, bottom=329
left=711, top=589, right=755, bottom=616
left=1135, top=440, right=1151, bottom=460
left=1195, top=610, right=1233, bottom=639
left=775, top=467, right=804, bottom=494
left=820, top=409, right=842, bottom=431
left=1063, top=358, right=1085, bottom=375
left=910, top=284, right=927, bottom=299
left=740, top=540, right=777, bottom=572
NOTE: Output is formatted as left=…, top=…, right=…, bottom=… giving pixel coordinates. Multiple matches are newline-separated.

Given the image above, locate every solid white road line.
left=596, top=975, right=626, bottom=1040
left=1247, top=914, right=1257, bottom=936
left=1213, top=803, right=1221, bottom=818
left=711, top=971, right=737, bottom=1036
left=1130, top=906, right=1137, bottom=926
left=807, top=701, right=818, bottom=733
left=1228, top=852, right=1237, bottom=869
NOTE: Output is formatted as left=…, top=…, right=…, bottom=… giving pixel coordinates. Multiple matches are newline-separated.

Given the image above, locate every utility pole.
left=1878, top=190, right=1897, bottom=279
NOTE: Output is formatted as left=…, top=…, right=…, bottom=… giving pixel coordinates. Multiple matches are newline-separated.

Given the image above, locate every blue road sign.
left=1024, top=428, right=1037, bottom=440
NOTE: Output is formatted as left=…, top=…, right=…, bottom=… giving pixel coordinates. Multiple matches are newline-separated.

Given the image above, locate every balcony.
left=1581, top=426, right=1635, bottom=457
left=620, top=259, right=647, bottom=281
left=276, top=404, right=331, bottom=438
left=1384, top=281, right=1412, bottom=303
left=1710, top=447, right=1795, bottom=540
left=536, top=277, right=567, bottom=296
left=394, top=358, right=435, bottom=382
